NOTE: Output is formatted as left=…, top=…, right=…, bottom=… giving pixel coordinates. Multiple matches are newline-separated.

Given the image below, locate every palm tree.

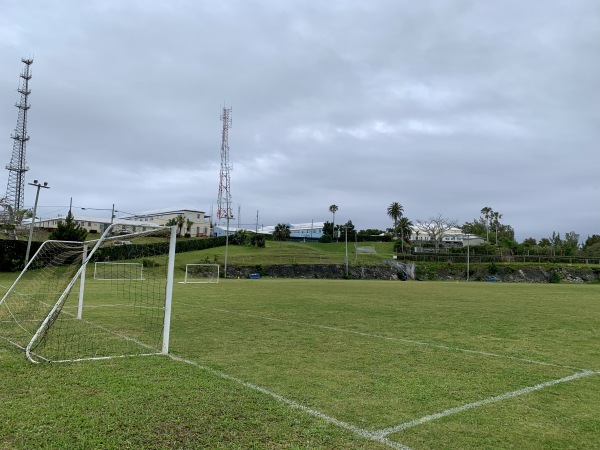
left=398, top=216, right=413, bottom=253
left=480, top=206, right=492, bottom=242
left=387, top=202, right=403, bottom=239
left=492, top=211, right=502, bottom=245
left=185, top=218, right=194, bottom=236
left=273, top=223, right=290, bottom=242
left=175, top=214, right=186, bottom=236
left=329, top=205, right=338, bottom=241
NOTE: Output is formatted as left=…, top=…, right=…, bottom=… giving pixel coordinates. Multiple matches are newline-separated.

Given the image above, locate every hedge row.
left=0, top=236, right=227, bottom=272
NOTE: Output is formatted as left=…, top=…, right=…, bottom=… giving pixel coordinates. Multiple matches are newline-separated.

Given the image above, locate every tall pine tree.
left=49, top=210, right=88, bottom=241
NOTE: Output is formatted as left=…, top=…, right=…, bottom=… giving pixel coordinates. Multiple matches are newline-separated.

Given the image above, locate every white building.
left=120, top=207, right=211, bottom=237
left=214, top=222, right=325, bottom=241
left=410, top=226, right=484, bottom=248
left=30, top=207, right=211, bottom=237
left=32, top=214, right=160, bottom=235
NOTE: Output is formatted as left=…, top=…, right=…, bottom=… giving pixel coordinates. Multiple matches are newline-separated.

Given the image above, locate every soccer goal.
left=0, top=224, right=177, bottom=363
left=355, top=245, right=377, bottom=255
left=183, top=264, right=220, bottom=284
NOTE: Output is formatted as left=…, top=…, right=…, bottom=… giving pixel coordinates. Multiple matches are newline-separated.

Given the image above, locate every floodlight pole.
left=25, top=180, right=49, bottom=264
left=466, top=235, right=470, bottom=281
left=344, top=226, right=348, bottom=277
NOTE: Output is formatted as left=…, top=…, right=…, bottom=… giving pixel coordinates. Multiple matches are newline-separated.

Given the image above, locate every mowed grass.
left=1, top=275, right=599, bottom=449
left=174, top=240, right=391, bottom=267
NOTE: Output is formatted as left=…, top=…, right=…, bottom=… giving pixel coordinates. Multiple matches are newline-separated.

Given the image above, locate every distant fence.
left=401, top=253, right=600, bottom=265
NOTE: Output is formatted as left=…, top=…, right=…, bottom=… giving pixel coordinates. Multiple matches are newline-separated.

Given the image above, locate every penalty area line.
left=168, top=353, right=413, bottom=450
left=375, top=370, right=599, bottom=437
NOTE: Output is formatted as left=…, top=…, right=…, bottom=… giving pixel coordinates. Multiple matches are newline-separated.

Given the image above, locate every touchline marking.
left=374, top=370, right=599, bottom=437
left=189, top=305, right=589, bottom=371
left=168, top=353, right=413, bottom=450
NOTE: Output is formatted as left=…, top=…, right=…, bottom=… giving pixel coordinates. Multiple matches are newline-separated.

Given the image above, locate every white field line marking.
left=168, top=353, right=413, bottom=450
left=375, top=370, right=599, bottom=437
left=188, top=305, right=590, bottom=371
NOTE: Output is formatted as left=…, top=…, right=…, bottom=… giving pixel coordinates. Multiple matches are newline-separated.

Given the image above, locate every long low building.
left=28, top=207, right=212, bottom=237
left=30, top=214, right=161, bottom=235
left=214, top=222, right=326, bottom=241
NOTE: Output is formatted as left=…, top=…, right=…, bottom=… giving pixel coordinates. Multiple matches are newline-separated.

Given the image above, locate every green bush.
left=549, top=271, right=562, bottom=283
left=319, top=234, right=333, bottom=243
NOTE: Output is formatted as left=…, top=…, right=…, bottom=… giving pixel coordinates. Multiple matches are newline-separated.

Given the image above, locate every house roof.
left=123, top=207, right=205, bottom=217
left=32, top=215, right=160, bottom=228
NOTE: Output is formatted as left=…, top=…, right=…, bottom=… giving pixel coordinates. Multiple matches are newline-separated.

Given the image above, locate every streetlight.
left=25, top=180, right=50, bottom=264
left=341, top=225, right=349, bottom=277
left=465, top=233, right=471, bottom=281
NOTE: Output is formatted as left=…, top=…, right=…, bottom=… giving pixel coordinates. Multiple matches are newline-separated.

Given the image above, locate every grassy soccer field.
left=1, top=276, right=599, bottom=449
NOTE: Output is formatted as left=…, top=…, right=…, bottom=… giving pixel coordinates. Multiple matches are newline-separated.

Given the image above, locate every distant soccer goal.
left=355, top=245, right=377, bottom=254
left=94, top=262, right=144, bottom=280
left=0, top=225, right=177, bottom=363
left=183, top=264, right=220, bottom=284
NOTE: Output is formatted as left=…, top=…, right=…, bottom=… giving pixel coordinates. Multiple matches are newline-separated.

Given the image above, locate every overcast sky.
left=1, top=0, right=598, bottom=242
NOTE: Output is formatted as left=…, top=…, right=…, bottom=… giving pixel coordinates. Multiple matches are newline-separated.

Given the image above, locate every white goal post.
left=183, top=264, right=220, bottom=284
left=0, top=224, right=177, bottom=363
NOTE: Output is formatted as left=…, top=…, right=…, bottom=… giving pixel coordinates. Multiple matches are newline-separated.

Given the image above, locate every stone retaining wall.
left=225, top=263, right=600, bottom=283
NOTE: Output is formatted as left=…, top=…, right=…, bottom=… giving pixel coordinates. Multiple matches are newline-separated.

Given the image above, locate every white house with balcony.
left=410, top=226, right=484, bottom=248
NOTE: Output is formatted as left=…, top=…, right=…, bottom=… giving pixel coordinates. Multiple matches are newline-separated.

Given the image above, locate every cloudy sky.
left=1, top=0, right=598, bottom=242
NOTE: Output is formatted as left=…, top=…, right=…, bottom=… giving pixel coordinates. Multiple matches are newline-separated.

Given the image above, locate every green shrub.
left=549, top=271, right=562, bottom=283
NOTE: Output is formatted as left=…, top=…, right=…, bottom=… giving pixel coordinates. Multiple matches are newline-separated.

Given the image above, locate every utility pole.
left=25, top=180, right=49, bottom=264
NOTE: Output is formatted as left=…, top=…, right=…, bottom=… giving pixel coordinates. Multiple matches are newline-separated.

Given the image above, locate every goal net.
left=0, top=225, right=176, bottom=363
left=183, top=264, right=219, bottom=284
left=355, top=245, right=377, bottom=254
left=94, top=262, right=144, bottom=280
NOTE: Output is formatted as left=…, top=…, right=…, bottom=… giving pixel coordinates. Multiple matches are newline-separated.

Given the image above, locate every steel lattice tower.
left=3, top=58, right=33, bottom=216
left=216, top=106, right=233, bottom=225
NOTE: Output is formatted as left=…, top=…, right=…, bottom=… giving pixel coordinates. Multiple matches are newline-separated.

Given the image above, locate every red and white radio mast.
left=216, top=106, right=233, bottom=225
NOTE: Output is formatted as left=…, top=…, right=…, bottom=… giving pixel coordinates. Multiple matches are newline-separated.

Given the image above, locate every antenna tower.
left=3, top=58, right=33, bottom=217
left=216, top=106, right=233, bottom=225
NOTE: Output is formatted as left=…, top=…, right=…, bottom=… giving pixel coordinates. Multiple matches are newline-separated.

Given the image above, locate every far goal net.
left=183, top=264, right=220, bottom=284
left=355, top=245, right=377, bottom=254
left=0, top=224, right=176, bottom=363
